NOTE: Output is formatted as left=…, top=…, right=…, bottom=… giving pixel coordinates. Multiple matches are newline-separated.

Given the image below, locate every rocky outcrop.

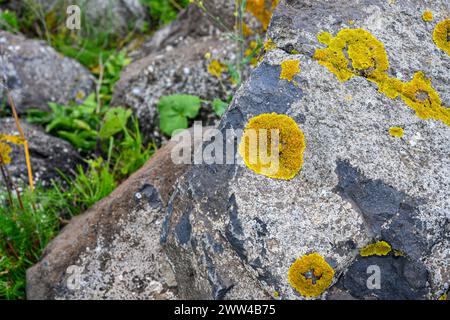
left=27, top=0, right=450, bottom=300
left=0, top=30, right=94, bottom=113
left=159, top=0, right=449, bottom=300
left=0, top=118, right=81, bottom=187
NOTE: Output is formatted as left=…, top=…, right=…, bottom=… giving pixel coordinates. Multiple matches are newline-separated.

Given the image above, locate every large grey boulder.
left=161, top=0, right=450, bottom=300
left=0, top=30, right=94, bottom=113
left=27, top=0, right=449, bottom=300
left=0, top=118, right=81, bottom=187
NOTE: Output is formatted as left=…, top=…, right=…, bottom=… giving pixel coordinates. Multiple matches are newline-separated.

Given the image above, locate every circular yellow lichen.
left=433, top=19, right=450, bottom=56
left=288, top=253, right=335, bottom=298
left=238, top=113, right=306, bottom=180
left=389, top=126, right=404, bottom=138
left=360, top=241, right=392, bottom=257
left=280, top=59, right=300, bottom=82
left=0, top=142, right=12, bottom=165
left=422, top=11, right=433, bottom=22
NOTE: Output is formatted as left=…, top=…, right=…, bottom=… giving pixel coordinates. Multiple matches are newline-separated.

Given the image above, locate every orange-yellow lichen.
left=246, top=0, right=278, bottom=30
left=422, top=11, right=433, bottom=22
left=280, top=59, right=300, bottom=82
left=207, top=59, right=226, bottom=78
left=264, top=38, right=277, bottom=52
left=401, top=72, right=450, bottom=126
left=288, top=253, right=335, bottom=297
left=360, top=241, right=392, bottom=257
left=389, top=126, right=404, bottom=138
left=314, top=28, right=450, bottom=127
left=314, top=28, right=389, bottom=82
left=433, top=19, right=450, bottom=56
left=238, top=113, right=306, bottom=180
left=241, top=22, right=254, bottom=37
left=317, top=31, right=332, bottom=45
left=0, top=142, right=12, bottom=165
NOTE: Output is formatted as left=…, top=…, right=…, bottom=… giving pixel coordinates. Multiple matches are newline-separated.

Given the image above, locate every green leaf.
left=157, top=94, right=201, bottom=136
left=212, top=99, right=228, bottom=116
left=99, top=107, right=132, bottom=139
left=57, top=131, right=96, bottom=150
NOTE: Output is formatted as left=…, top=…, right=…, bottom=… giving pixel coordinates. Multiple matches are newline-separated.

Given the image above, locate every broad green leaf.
left=157, top=94, right=201, bottom=136
left=99, top=107, right=132, bottom=139
left=212, top=99, right=228, bottom=116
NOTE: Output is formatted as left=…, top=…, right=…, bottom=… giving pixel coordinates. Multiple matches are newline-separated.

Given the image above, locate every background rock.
left=0, top=117, right=81, bottom=187
left=0, top=30, right=94, bottom=113
left=1, top=0, right=148, bottom=36
left=112, top=35, right=237, bottom=143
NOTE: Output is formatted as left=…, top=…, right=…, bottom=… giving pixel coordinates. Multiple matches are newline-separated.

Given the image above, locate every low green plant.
left=0, top=186, right=60, bottom=299
left=27, top=94, right=101, bottom=151
left=141, top=0, right=189, bottom=27
left=157, top=94, right=202, bottom=136
left=0, top=9, right=19, bottom=32
left=157, top=94, right=231, bottom=136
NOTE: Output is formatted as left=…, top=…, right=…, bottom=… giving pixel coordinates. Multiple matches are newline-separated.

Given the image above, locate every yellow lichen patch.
left=207, top=59, right=226, bottom=79
left=288, top=253, right=335, bottom=297
left=314, top=28, right=389, bottom=82
left=422, top=11, right=433, bottom=22
left=238, top=113, right=306, bottom=180
left=241, top=22, right=254, bottom=37
left=389, top=126, right=404, bottom=138
left=438, top=293, right=448, bottom=300
left=0, top=134, right=24, bottom=145
left=401, top=72, right=450, bottom=126
left=433, top=19, right=450, bottom=56
left=317, top=31, right=332, bottom=45
left=280, top=59, right=300, bottom=82
left=393, top=249, right=405, bottom=257
left=315, top=28, right=450, bottom=127
left=246, top=0, right=276, bottom=30
left=360, top=241, right=392, bottom=257
left=273, top=291, right=279, bottom=298
left=264, top=38, right=277, bottom=52
left=0, top=142, right=12, bottom=165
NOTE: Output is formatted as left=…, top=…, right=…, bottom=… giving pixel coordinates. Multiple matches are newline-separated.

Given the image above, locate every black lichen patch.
left=160, top=190, right=177, bottom=244
left=225, top=194, right=247, bottom=262
left=135, top=184, right=162, bottom=209
left=338, top=255, right=429, bottom=300
left=334, top=160, right=427, bottom=259
left=175, top=211, right=192, bottom=245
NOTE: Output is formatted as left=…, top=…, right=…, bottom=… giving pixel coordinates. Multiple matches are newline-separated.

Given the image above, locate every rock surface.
left=0, top=118, right=81, bottom=187
left=26, top=127, right=206, bottom=299
left=161, top=0, right=450, bottom=300
left=0, top=30, right=94, bottom=113
left=27, top=0, right=450, bottom=300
